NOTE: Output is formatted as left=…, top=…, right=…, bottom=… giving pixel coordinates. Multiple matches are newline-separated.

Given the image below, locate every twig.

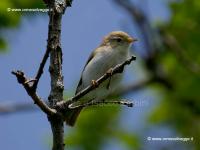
left=81, top=99, right=133, bottom=108
left=11, top=70, right=56, bottom=116
left=56, top=55, right=136, bottom=109
left=32, top=48, right=50, bottom=91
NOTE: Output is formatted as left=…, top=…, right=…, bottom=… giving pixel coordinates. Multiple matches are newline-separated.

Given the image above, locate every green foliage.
left=65, top=107, right=139, bottom=150
left=168, top=0, right=200, bottom=64
left=0, top=0, right=45, bottom=52
left=149, top=0, right=200, bottom=149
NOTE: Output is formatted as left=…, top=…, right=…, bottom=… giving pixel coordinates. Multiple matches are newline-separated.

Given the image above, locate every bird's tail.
left=63, top=107, right=82, bottom=126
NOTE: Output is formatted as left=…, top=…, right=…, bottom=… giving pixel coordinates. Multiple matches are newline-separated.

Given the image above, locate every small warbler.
left=65, top=31, right=137, bottom=126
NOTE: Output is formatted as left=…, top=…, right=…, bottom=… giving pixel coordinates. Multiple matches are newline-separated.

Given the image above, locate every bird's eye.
left=115, top=38, right=122, bottom=42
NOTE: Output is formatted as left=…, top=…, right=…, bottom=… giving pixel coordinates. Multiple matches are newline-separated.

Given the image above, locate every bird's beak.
left=127, top=37, right=138, bottom=43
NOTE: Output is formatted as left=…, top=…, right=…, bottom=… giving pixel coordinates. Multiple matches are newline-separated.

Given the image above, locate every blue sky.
left=0, top=0, right=170, bottom=149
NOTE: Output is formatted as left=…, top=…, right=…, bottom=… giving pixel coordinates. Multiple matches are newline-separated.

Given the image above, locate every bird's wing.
left=75, top=49, right=97, bottom=94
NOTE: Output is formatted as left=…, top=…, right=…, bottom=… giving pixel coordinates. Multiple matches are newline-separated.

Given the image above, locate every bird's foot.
left=106, top=68, right=113, bottom=89
left=106, top=68, right=113, bottom=76
left=91, top=80, right=99, bottom=88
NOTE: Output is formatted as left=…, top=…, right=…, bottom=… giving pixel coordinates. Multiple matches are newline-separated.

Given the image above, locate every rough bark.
left=47, top=4, right=65, bottom=150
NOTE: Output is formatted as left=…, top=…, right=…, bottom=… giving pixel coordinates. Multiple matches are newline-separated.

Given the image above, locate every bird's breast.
left=82, top=48, right=128, bottom=88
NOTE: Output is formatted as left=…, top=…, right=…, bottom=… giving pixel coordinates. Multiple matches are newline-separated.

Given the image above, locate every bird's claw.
left=91, top=80, right=99, bottom=88
left=106, top=68, right=113, bottom=89
left=106, top=68, right=113, bottom=76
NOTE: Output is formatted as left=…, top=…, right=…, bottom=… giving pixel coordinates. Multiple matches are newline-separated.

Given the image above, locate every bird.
left=64, top=31, right=137, bottom=126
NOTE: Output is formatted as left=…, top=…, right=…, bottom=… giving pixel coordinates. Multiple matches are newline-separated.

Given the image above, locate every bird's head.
left=101, top=31, right=137, bottom=49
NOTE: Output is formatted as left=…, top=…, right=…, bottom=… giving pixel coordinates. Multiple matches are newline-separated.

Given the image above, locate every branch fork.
left=11, top=70, right=56, bottom=116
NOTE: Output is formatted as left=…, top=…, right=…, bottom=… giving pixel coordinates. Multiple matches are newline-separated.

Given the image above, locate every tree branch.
left=46, top=1, right=69, bottom=150
left=81, top=99, right=134, bottom=108
left=32, top=48, right=50, bottom=91
left=11, top=70, right=56, bottom=115
left=56, top=55, right=136, bottom=110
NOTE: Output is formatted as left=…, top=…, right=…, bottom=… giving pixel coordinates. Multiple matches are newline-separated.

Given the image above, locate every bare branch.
left=56, top=55, right=136, bottom=110
left=81, top=99, right=133, bottom=108
left=11, top=70, right=56, bottom=115
left=32, top=48, right=50, bottom=91
left=46, top=0, right=71, bottom=149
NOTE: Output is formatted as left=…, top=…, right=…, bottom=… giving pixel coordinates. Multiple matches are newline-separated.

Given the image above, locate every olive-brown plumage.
left=65, top=31, right=137, bottom=126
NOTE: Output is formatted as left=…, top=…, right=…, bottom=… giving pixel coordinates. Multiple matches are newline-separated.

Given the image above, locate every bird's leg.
left=106, top=68, right=113, bottom=89
left=91, top=80, right=99, bottom=88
